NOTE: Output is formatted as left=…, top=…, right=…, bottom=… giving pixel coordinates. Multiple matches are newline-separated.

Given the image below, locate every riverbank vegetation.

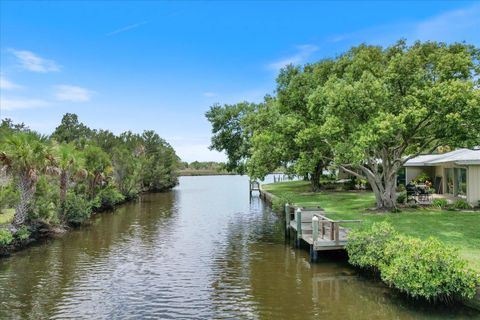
left=0, top=114, right=179, bottom=253
left=206, top=40, right=480, bottom=210
left=347, top=222, right=478, bottom=302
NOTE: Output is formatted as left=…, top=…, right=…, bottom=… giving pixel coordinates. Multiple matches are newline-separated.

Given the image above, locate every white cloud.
left=106, top=21, right=148, bottom=36
left=268, top=44, right=319, bottom=70
left=0, top=76, right=22, bottom=90
left=9, top=49, right=61, bottom=73
left=0, top=97, right=49, bottom=110
left=413, top=4, right=480, bottom=41
left=203, top=92, right=218, bottom=97
left=327, top=3, right=480, bottom=45
left=54, top=85, right=94, bottom=102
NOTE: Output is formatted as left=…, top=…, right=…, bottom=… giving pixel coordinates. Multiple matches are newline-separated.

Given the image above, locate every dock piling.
left=285, top=203, right=290, bottom=238
left=311, top=216, right=319, bottom=262
left=296, top=208, right=302, bottom=248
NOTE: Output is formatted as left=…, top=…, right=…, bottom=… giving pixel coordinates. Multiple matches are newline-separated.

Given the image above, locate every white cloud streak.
left=413, top=3, right=480, bottom=41
left=9, top=49, right=61, bottom=73
left=203, top=92, right=218, bottom=97
left=268, top=44, right=319, bottom=70
left=0, top=97, right=50, bottom=111
left=54, top=85, right=94, bottom=102
left=106, top=21, right=148, bottom=36
left=0, top=76, right=22, bottom=90
left=328, top=3, right=480, bottom=45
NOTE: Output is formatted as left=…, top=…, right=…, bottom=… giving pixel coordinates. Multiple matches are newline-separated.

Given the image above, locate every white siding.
left=467, top=165, right=480, bottom=205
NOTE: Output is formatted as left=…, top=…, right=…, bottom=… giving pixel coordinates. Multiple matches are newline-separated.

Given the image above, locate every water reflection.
left=0, top=176, right=478, bottom=319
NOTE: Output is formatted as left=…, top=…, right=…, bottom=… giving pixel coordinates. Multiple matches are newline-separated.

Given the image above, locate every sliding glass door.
left=445, top=167, right=467, bottom=197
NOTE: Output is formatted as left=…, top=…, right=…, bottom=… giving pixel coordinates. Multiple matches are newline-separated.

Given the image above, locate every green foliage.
left=64, top=192, right=92, bottom=225
left=16, top=226, right=30, bottom=241
left=0, top=130, right=52, bottom=225
left=94, top=186, right=125, bottom=210
left=381, top=236, right=478, bottom=301
left=347, top=222, right=479, bottom=301
left=396, top=191, right=407, bottom=204
left=30, top=176, right=59, bottom=223
left=413, top=172, right=431, bottom=184
left=205, top=102, right=258, bottom=174
left=51, top=113, right=92, bottom=144
left=431, top=198, right=449, bottom=209
left=452, top=199, right=472, bottom=210
left=0, top=229, right=13, bottom=246
left=0, top=184, right=19, bottom=209
left=346, top=222, right=397, bottom=270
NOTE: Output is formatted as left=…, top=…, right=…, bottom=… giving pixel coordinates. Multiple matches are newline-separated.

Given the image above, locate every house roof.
left=404, top=149, right=480, bottom=166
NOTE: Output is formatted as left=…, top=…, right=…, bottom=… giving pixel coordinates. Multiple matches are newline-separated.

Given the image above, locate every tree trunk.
left=14, top=174, right=35, bottom=226
left=310, top=162, right=323, bottom=192
left=363, top=165, right=398, bottom=210
left=341, top=162, right=399, bottom=210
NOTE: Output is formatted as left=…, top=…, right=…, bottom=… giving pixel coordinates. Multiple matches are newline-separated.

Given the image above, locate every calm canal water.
left=0, top=175, right=478, bottom=319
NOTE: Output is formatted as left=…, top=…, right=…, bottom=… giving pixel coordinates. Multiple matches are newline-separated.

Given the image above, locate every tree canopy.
left=206, top=40, right=480, bottom=209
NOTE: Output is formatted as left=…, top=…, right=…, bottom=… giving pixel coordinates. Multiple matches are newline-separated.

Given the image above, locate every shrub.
left=452, top=199, right=472, bottom=210
left=94, top=186, right=125, bottom=210
left=396, top=191, right=406, bottom=204
left=16, top=226, right=31, bottom=241
left=64, top=192, right=92, bottom=225
left=0, top=229, right=13, bottom=246
left=0, top=184, right=19, bottom=209
left=346, top=222, right=397, bottom=270
left=431, top=198, right=449, bottom=209
left=381, top=236, right=478, bottom=301
left=30, top=176, right=59, bottom=223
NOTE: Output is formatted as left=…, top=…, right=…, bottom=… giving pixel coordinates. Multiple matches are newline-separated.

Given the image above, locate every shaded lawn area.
left=263, top=181, right=480, bottom=272
left=0, top=208, right=15, bottom=225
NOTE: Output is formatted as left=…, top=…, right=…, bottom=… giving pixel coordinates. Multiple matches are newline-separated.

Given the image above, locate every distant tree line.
left=206, top=40, right=480, bottom=209
left=178, top=161, right=226, bottom=171
left=0, top=113, right=179, bottom=232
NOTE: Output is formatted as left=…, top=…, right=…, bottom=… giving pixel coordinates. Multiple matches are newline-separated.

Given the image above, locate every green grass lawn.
left=0, top=208, right=15, bottom=225
left=263, top=181, right=480, bottom=272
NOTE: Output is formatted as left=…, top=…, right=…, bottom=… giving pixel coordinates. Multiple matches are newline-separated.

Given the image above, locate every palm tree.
left=52, top=143, right=84, bottom=219
left=0, top=132, right=51, bottom=226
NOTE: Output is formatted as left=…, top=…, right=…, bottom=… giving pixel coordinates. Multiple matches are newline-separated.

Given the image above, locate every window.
left=445, top=168, right=454, bottom=194
left=455, top=168, right=467, bottom=198
left=397, top=167, right=406, bottom=187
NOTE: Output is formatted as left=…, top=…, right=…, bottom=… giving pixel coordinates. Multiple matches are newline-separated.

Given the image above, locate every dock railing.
left=311, top=213, right=362, bottom=245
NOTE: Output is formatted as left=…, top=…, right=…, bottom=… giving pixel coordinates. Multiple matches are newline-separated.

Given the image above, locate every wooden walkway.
left=284, top=205, right=361, bottom=261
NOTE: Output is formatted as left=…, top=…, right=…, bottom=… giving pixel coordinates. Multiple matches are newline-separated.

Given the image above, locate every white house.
left=403, top=149, right=480, bottom=206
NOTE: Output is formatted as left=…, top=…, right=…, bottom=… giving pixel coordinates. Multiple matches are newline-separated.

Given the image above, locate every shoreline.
left=0, top=194, right=142, bottom=259
left=258, top=183, right=480, bottom=311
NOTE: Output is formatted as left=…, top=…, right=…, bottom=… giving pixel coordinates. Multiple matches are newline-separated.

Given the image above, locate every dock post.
left=296, top=208, right=302, bottom=248
left=311, top=216, right=319, bottom=262
left=285, top=203, right=290, bottom=238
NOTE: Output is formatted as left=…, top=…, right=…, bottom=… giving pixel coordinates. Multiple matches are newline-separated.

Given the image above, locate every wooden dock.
left=284, top=204, right=361, bottom=261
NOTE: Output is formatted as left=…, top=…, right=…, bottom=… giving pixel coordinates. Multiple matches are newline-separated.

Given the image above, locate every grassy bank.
left=263, top=180, right=480, bottom=272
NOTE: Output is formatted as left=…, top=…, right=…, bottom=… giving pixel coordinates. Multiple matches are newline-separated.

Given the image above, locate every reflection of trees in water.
left=0, top=191, right=177, bottom=319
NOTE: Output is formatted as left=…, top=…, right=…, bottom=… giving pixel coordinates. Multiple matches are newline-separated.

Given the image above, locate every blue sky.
left=1, top=1, right=479, bottom=162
